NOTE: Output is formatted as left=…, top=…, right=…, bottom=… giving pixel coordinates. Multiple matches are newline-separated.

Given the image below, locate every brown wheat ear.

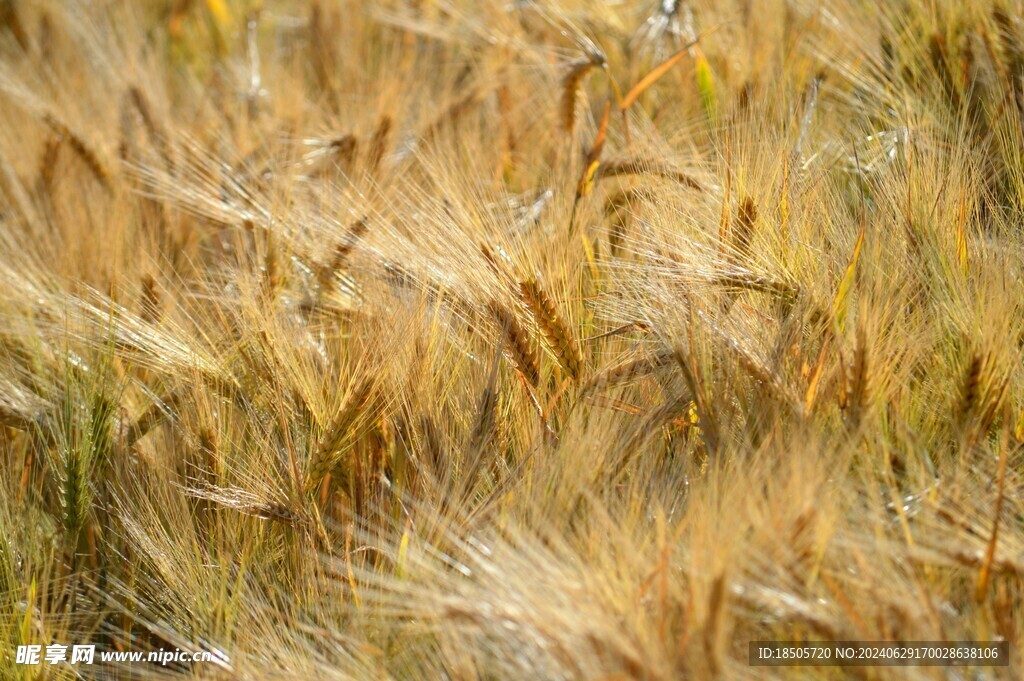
left=959, top=352, right=984, bottom=421
left=581, top=349, right=673, bottom=395
left=38, top=134, right=61, bottom=192
left=183, top=482, right=304, bottom=527
left=318, top=217, right=370, bottom=291
left=560, top=55, right=603, bottom=134
left=489, top=301, right=541, bottom=387
left=596, top=158, right=704, bottom=192
left=310, top=134, right=357, bottom=178
left=519, top=280, right=583, bottom=382
left=731, top=195, right=757, bottom=265
left=41, top=112, right=112, bottom=190
left=368, top=115, right=391, bottom=171
left=128, top=85, right=173, bottom=171
left=308, top=380, right=374, bottom=492
left=844, top=326, right=869, bottom=427
left=140, top=275, right=161, bottom=324
left=0, top=0, right=28, bottom=50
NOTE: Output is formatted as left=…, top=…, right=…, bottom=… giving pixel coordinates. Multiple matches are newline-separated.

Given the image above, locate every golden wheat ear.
left=41, top=113, right=112, bottom=190
left=560, top=55, right=603, bottom=134
left=317, top=218, right=370, bottom=294
left=596, top=158, right=704, bottom=192
left=581, top=349, right=673, bottom=396
left=488, top=300, right=540, bottom=388
left=518, top=279, right=583, bottom=383
left=307, top=379, right=375, bottom=493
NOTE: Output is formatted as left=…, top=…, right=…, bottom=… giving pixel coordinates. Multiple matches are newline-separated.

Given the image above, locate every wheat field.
left=1, top=0, right=1023, bottom=678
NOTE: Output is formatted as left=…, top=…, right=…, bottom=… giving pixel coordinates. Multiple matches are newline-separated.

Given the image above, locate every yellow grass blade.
left=956, top=190, right=969, bottom=275
left=577, top=160, right=601, bottom=198
left=576, top=100, right=611, bottom=198
left=397, top=523, right=410, bottom=579
left=695, top=54, right=718, bottom=122
left=620, top=29, right=717, bottom=111
left=833, top=224, right=864, bottom=333
left=804, top=338, right=830, bottom=412
left=591, top=99, right=611, bottom=157
left=204, top=0, right=230, bottom=29
left=621, top=46, right=689, bottom=110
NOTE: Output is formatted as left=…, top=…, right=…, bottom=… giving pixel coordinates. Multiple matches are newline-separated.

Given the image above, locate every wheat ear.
left=489, top=301, right=540, bottom=387
left=318, top=217, right=369, bottom=291
left=368, top=115, right=391, bottom=171
left=731, top=195, right=757, bottom=264
left=42, top=112, right=112, bottom=190
left=518, top=280, right=583, bottom=382
left=581, top=349, right=672, bottom=395
left=560, top=56, right=601, bottom=133
left=597, top=158, right=703, bottom=192
left=308, top=380, right=373, bottom=491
